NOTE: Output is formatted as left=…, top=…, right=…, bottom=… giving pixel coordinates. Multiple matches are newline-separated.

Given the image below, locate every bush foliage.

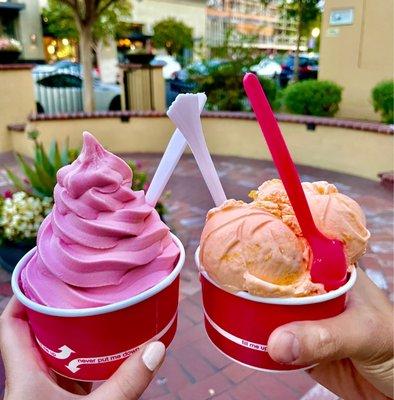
left=283, top=80, right=342, bottom=117
left=372, top=80, right=394, bottom=124
left=189, top=65, right=279, bottom=111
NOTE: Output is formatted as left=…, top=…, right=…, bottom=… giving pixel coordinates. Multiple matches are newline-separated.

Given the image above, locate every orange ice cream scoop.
left=251, top=179, right=370, bottom=266
left=199, top=200, right=324, bottom=297
left=302, top=181, right=370, bottom=265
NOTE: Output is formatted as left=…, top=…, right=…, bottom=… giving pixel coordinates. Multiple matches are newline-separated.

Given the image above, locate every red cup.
left=11, top=234, right=185, bottom=382
left=195, top=247, right=357, bottom=372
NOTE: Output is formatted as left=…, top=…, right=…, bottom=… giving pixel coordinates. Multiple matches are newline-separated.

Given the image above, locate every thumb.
left=89, top=341, right=165, bottom=400
left=267, top=315, right=370, bottom=366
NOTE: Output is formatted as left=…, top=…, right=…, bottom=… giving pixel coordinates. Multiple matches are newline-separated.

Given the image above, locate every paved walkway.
left=0, top=153, right=392, bottom=399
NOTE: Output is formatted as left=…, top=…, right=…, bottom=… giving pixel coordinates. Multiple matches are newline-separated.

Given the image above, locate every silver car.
left=33, top=66, right=121, bottom=114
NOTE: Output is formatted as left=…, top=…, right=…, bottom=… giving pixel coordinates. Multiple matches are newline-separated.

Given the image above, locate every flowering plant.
left=0, top=192, right=52, bottom=243
left=0, top=37, right=22, bottom=52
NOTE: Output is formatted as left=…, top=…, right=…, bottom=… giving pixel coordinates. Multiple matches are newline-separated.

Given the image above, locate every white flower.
left=4, top=227, right=13, bottom=238
left=18, top=222, right=27, bottom=231
left=1, top=192, right=53, bottom=241
left=24, top=211, right=34, bottom=219
left=13, top=192, right=26, bottom=202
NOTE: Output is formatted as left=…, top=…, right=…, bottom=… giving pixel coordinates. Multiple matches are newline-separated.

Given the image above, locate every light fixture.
left=311, top=27, right=320, bottom=38
left=47, top=45, right=56, bottom=54
left=62, top=38, right=69, bottom=46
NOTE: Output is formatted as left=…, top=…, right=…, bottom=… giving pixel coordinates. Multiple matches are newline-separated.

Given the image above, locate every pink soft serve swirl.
left=21, top=132, right=180, bottom=308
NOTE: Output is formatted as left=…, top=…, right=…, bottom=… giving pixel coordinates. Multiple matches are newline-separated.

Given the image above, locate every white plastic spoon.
left=167, top=93, right=227, bottom=207
left=145, top=93, right=207, bottom=206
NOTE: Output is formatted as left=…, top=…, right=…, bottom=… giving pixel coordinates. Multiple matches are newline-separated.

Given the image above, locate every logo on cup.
left=204, top=310, right=268, bottom=352
left=35, top=312, right=177, bottom=373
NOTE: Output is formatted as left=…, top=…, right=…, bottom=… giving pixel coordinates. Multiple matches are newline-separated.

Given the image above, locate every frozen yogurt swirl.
left=21, top=132, right=180, bottom=308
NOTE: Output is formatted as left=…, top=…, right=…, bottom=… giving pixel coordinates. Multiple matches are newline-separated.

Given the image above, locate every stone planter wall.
left=0, top=64, right=35, bottom=153
left=7, top=111, right=393, bottom=181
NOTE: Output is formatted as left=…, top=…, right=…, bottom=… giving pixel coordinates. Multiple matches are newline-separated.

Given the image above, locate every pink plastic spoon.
left=243, top=73, right=347, bottom=291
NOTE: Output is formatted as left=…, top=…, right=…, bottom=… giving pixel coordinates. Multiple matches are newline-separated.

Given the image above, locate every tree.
left=261, top=0, right=320, bottom=81
left=43, top=0, right=132, bottom=112
left=189, top=29, right=279, bottom=111
left=152, top=18, right=193, bottom=56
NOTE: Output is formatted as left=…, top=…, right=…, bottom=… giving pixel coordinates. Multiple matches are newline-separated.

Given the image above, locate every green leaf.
left=48, top=139, right=57, bottom=165
left=54, top=144, right=63, bottom=170
left=35, top=162, right=56, bottom=196
left=49, top=139, right=63, bottom=170
left=38, top=143, right=55, bottom=178
left=16, top=154, right=47, bottom=195
left=61, top=137, right=70, bottom=166
left=5, top=168, right=27, bottom=192
left=34, top=141, right=43, bottom=167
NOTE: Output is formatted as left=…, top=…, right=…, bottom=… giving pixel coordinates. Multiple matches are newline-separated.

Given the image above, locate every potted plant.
left=0, top=37, right=22, bottom=64
left=0, top=132, right=169, bottom=272
left=0, top=132, right=78, bottom=272
left=125, top=49, right=155, bottom=65
left=0, top=192, right=52, bottom=272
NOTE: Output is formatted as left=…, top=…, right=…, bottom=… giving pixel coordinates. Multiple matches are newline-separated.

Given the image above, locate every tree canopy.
left=42, top=0, right=132, bottom=112
left=261, top=0, right=321, bottom=79
left=42, top=0, right=132, bottom=43
left=152, top=18, right=193, bottom=56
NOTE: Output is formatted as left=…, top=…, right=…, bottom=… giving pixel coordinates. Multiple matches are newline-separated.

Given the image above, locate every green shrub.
left=189, top=63, right=279, bottom=112
left=258, top=77, right=280, bottom=111
left=189, top=61, right=245, bottom=111
left=283, top=80, right=342, bottom=117
left=372, top=80, right=394, bottom=124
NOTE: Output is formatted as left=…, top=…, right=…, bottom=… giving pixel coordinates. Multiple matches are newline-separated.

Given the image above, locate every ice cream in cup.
left=11, top=132, right=185, bottom=381
left=196, top=180, right=369, bottom=372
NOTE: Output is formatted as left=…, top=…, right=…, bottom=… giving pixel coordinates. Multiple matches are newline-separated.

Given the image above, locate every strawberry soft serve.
left=21, top=132, right=180, bottom=308
left=12, top=132, right=185, bottom=381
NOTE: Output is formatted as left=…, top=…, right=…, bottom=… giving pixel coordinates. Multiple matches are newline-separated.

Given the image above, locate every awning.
left=0, top=1, right=26, bottom=16
left=127, top=32, right=152, bottom=41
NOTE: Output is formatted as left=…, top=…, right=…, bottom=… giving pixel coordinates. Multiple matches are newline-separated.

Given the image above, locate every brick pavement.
left=0, top=153, right=392, bottom=399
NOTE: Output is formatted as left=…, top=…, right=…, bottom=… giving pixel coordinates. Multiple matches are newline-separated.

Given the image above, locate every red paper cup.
left=195, top=247, right=357, bottom=372
left=11, top=234, right=185, bottom=382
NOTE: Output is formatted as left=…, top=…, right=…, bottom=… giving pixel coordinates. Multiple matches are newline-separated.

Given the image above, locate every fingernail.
left=271, top=331, right=300, bottom=364
left=142, top=341, right=165, bottom=371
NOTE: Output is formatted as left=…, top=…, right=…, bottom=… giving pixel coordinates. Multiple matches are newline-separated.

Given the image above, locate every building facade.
left=0, top=0, right=44, bottom=61
left=319, top=0, right=393, bottom=120
left=206, top=0, right=301, bottom=50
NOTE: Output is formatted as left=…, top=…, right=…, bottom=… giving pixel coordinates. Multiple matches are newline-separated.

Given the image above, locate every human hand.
left=267, top=269, right=393, bottom=399
left=0, top=297, right=165, bottom=400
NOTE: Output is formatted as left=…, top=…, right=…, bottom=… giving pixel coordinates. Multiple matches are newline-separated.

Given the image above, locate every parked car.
left=279, top=54, right=319, bottom=87
left=250, top=58, right=282, bottom=78
left=33, top=61, right=80, bottom=75
left=33, top=61, right=100, bottom=80
left=150, top=55, right=181, bottom=80
left=33, top=71, right=121, bottom=114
